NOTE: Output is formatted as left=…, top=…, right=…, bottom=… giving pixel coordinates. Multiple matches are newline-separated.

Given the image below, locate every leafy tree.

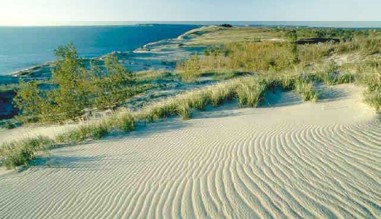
left=94, top=55, right=135, bottom=110
left=14, top=44, right=137, bottom=123
left=50, top=43, right=92, bottom=121
left=14, top=81, right=48, bottom=122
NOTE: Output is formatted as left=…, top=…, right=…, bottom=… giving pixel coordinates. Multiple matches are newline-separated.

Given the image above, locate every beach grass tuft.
left=0, top=136, right=55, bottom=169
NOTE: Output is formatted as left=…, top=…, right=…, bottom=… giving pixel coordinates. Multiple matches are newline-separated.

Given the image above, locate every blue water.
left=0, top=24, right=198, bottom=75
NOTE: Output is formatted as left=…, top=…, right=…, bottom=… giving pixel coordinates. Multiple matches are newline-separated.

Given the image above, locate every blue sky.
left=0, top=0, right=380, bottom=26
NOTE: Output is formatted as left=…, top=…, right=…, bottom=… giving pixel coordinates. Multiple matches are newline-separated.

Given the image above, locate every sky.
left=0, top=0, right=380, bottom=26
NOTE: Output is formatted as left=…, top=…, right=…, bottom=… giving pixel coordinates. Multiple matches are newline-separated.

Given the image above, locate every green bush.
left=177, top=54, right=202, bottom=82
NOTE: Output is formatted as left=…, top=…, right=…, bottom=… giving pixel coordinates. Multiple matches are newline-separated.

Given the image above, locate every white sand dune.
left=0, top=84, right=380, bottom=219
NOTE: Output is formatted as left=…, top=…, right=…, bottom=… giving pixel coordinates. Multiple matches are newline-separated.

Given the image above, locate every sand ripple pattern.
left=0, top=87, right=380, bottom=219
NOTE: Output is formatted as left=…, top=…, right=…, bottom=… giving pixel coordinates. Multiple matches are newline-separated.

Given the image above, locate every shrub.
left=13, top=81, right=50, bottom=123
left=50, top=43, right=93, bottom=121
left=177, top=54, right=202, bottom=82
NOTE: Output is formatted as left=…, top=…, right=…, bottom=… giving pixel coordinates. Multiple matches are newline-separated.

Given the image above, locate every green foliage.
left=178, top=42, right=296, bottom=78
left=286, top=30, right=298, bottom=42
left=236, top=78, right=267, bottom=107
left=363, top=73, right=381, bottom=113
left=0, top=136, right=55, bottom=169
left=178, top=54, right=202, bottom=82
left=364, top=89, right=381, bottom=113
left=14, top=81, right=49, bottom=123
left=188, top=92, right=210, bottom=111
left=14, top=44, right=137, bottom=123
left=176, top=100, right=192, bottom=120
left=91, top=122, right=109, bottom=140
left=294, top=80, right=319, bottom=102
left=112, top=112, right=135, bottom=133
left=321, top=61, right=340, bottom=85
left=209, top=83, right=236, bottom=106
left=94, top=55, right=135, bottom=110
left=51, top=43, right=92, bottom=121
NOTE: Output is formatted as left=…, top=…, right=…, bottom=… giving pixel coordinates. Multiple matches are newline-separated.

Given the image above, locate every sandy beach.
left=1, top=84, right=380, bottom=218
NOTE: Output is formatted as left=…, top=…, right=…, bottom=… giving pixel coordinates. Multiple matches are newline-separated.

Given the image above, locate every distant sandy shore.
left=0, top=84, right=380, bottom=218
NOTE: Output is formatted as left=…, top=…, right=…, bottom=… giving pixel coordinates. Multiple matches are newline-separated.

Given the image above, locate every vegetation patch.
left=0, top=136, right=55, bottom=169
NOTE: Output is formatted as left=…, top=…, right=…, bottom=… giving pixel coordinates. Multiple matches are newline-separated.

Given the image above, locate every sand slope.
left=0, top=84, right=380, bottom=219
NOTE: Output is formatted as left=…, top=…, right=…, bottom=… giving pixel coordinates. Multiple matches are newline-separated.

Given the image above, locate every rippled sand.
left=0, top=84, right=380, bottom=219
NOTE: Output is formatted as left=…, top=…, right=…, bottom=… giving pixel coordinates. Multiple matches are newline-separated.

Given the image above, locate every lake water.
left=0, top=24, right=198, bottom=75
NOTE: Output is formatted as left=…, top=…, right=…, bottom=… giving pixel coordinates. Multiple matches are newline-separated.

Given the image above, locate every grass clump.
left=208, top=82, right=237, bottom=106
left=294, top=80, right=319, bottom=102
left=0, top=136, right=55, bottom=169
left=91, top=122, right=109, bottom=140
left=176, top=100, right=192, bottom=120
left=137, top=100, right=178, bottom=122
left=56, top=126, right=91, bottom=144
left=188, top=92, right=210, bottom=111
left=363, top=73, right=381, bottom=113
left=236, top=78, right=267, bottom=107
left=364, top=89, right=381, bottom=113
left=112, top=112, right=135, bottom=132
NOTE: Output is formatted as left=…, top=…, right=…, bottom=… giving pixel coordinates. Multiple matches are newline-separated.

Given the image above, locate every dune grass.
left=0, top=136, right=55, bottom=169
left=294, top=80, right=319, bottom=102
left=236, top=78, right=267, bottom=107
left=362, top=73, right=381, bottom=113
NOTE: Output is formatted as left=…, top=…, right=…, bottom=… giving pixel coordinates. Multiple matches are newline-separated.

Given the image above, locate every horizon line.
left=2, top=21, right=381, bottom=27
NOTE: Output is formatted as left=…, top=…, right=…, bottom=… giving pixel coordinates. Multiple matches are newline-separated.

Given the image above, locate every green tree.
left=14, top=81, right=48, bottom=122
left=94, top=55, right=135, bottom=110
left=50, top=43, right=92, bottom=121
left=13, top=44, right=137, bottom=123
